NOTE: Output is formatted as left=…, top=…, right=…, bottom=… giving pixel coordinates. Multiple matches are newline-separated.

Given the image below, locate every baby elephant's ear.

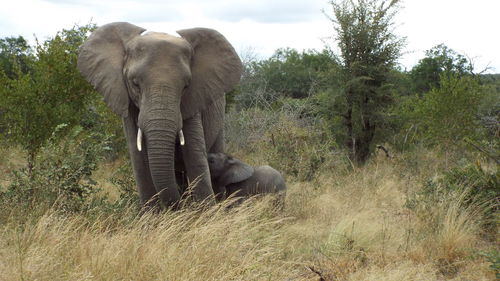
left=217, top=157, right=254, bottom=187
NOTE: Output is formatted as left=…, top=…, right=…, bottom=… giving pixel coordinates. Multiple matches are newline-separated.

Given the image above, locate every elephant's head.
left=207, top=153, right=254, bottom=187
left=78, top=22, right=242, bottom=204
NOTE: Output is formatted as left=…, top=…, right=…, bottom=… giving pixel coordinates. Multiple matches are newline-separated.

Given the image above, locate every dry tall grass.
left=0, top=149, right=496, bottom=280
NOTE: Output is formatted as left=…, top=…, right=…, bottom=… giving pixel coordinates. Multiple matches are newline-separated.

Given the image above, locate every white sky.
left=1, top=0, right=499, bottom=73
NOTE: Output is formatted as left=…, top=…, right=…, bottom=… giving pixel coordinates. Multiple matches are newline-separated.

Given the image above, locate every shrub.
left=0, top=24, right=97, bottom=169
left=225, top=104, right=342, bottom=181
left=260, top=110, right=336, bottom=181
left=393, top=74, right=487, bottom=150
left=0, top=125, right=110, bottom=220
left=237, top=48, right=337, bottom=108
left=82, top=100, right=127, bottom=161
left=110, top=161, right=140, bottom=207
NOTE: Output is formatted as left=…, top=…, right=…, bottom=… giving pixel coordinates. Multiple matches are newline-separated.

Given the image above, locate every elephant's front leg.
left=181, top=112, right=215, bottom=203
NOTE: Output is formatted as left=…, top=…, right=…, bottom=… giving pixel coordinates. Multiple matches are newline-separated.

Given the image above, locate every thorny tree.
left=328, top=0, right=405, bottom=163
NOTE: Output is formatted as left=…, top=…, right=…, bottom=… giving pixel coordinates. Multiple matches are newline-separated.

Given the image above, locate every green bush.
left=393, top=74, right=487, bottom=150
left=0, top=125, right=110, bottom=220
left=0, top=24, right=97, bottom=168
left=237, top=48, right=337, bottom=107
left=82, top=100, right=127, bottom=161
left=110, top=162, right=140, bottom=206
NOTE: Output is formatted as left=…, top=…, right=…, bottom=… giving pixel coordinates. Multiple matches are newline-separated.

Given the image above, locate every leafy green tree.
left=410, top=44, right=472, bottom=94
left=404, top=73, right=486, bottom=146
left=261, top=48, right=337, bottom=99
left=327, top=0, right=406, bottom=164
left=0, top=24, right=97, bottom=172
left=0, top=36, right=33, bottom=78
left=237, top=48, right=338, bottom=108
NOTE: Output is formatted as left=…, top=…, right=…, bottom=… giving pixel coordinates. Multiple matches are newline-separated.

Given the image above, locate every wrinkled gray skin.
left=77, top=22, right=242, bottom=208
left=207, top=153, right=287, bottom=200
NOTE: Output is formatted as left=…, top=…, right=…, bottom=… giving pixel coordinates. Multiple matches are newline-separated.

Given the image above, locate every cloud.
left=203, top=0, right=326, bottom=23
left=38, top=0, right=327, bottom=24
left=110, top=2, right=185, bottom=23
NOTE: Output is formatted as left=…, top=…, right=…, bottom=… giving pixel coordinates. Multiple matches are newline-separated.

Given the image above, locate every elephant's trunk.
left=140, top=86, right=182, bottom=207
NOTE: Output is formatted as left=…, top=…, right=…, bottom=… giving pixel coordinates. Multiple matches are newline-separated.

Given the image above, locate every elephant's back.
left=251, top=165, right=286, bottom=193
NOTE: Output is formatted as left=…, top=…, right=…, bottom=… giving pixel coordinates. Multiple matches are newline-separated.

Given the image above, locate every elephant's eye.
left=131, top=78, right=140, bottom=92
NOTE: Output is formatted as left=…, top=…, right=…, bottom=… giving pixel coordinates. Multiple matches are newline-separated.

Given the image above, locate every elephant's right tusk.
left=137, top=128, right=143, bottom=151
left=179, top=129, right=185, bottom=146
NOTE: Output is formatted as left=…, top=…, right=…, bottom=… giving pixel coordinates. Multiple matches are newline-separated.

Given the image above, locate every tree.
left=237, top=48, right=338, bottom=108
left=410, top=44, right=472, bottom=94
left=261, top=48, right=337, bottom=99
left=0, top=24, right=97, bottom=172
left=327, top=0, right=406, bottom=164
left=0, top=36, right=33, bottom=78
left=410, top=74, right=486, bottom=146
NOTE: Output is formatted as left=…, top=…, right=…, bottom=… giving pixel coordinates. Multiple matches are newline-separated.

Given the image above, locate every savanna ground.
left=0, top=107, right=497, bottom=281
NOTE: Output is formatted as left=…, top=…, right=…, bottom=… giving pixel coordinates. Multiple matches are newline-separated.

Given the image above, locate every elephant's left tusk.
left=179, top=130, right=185, bottom=146
left=137, top=128, right=143, bottom=151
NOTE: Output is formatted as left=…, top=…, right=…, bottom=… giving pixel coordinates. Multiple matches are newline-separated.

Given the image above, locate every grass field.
left=0, top=145, right=497, bottom=280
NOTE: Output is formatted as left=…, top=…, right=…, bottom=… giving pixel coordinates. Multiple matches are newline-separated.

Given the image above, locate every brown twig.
left=376, top=145, right=391, bottom=158
left=306, top=266, right=326, bottom=281
left=463, top=138, right=500, bottom=165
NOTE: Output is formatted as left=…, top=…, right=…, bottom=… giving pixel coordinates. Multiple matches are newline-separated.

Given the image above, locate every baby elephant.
left=207, top=153, right=287, bottom=200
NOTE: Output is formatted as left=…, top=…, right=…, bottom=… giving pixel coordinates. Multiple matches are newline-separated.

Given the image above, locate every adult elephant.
left=77, top=22, right=242, bottom=207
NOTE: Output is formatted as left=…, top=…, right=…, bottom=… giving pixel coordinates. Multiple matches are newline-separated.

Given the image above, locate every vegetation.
left=0, top=24, right=99, bottom=172
left=0, top=36, right=33, bottom=79
left=327, top=0, right=406, bottom=164
left=410, top=44, right=473, bottom=94
left=0, top=0, right=498, bottom=279
left=395, top=74, right=488, bottom=148
left=237, top=48, right=337, bottom=106
left=0, top=136, right=497, bottom=280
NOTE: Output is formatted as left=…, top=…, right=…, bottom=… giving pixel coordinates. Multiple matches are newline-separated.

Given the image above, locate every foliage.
left=0, top=24, right=97, bottom=168
left=225, top=104, right=341, bottom=181
left=477, top=76, right=500, bottom=144
left=260, top=110, right=337, bottom=181
left=0, top=36, right=33, bottom=78
left=326, top=0, right=406, bottom=164
left=397, top=74, right=486, bottom=147
left=410, top=44, right=472, bottom=94
left=110, top=161, right=140, bottom=206
left=0, top=125, right=109, bottom=220
left=82, top=98, right=127, bottom=160
left=237, top=48, right=339, bottom=108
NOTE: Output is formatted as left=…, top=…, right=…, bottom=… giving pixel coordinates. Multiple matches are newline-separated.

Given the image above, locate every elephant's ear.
left=177, top=28, right=242, bottom=119
left=77, top=22, right=145, bottom=118
left=217, top=157, right=254, bottom=187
